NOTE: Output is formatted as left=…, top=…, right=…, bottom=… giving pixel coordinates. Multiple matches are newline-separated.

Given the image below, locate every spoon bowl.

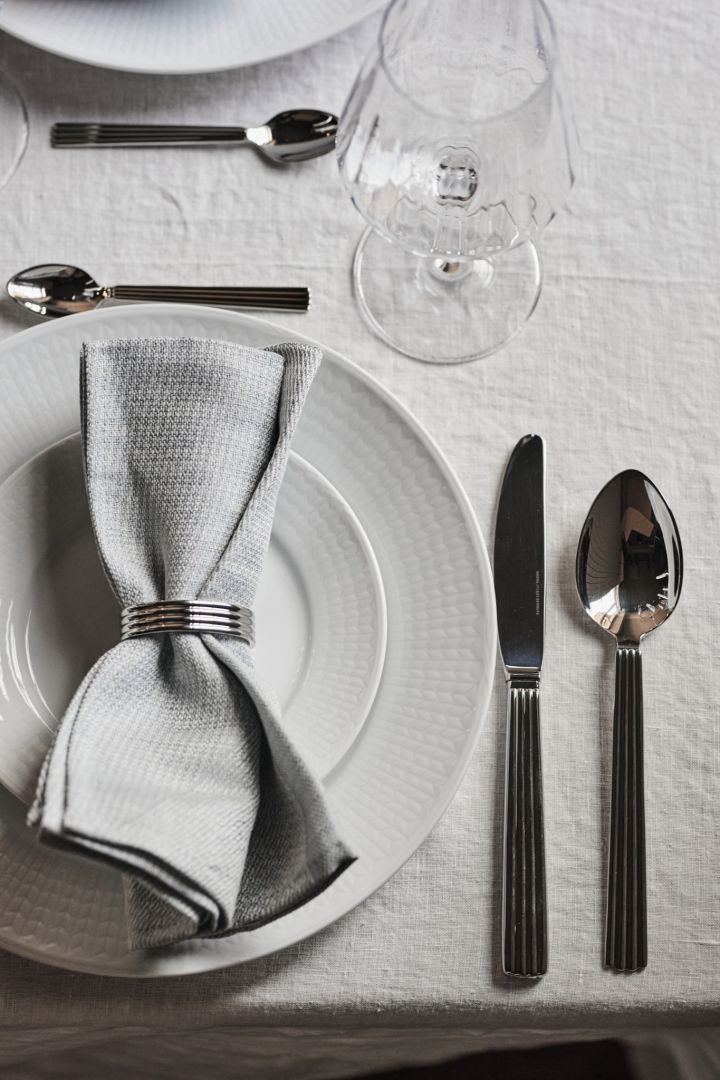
left=576, top=469, right=683, bottom=645
left=247, top=109, right=338, bottom=163
left=7, top=264, right=103, bottom=318
left=576, top=469, right=683, bottom=974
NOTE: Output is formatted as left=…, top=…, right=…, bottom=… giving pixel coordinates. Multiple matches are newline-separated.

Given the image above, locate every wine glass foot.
left=0, top=73, right=28, bottom=190
left=352, top=227, right=543, bottom=364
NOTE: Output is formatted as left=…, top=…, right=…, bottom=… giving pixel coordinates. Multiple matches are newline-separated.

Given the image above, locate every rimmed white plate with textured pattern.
left=0, top=0, right=386, bottom=75
left=0, top=305, right=495, bottom=976
left=0, top=435, right=387, bottom=803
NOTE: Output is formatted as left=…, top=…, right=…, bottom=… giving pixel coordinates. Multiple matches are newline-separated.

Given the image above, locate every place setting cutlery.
left=7, top=264, right=310, bottom=318
left=494, top=437, right=683, bottom=979
left=51, top=108, right=338, bottom=163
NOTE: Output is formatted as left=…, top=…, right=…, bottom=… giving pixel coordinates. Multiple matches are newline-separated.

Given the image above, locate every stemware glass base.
left=353, top=227, right=543, bottom=364
left=0, top=73, right=28, bottom=190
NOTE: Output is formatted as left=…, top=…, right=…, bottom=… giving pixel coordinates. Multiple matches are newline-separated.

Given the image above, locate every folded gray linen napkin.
left=30, top=337, right=355, bottom=950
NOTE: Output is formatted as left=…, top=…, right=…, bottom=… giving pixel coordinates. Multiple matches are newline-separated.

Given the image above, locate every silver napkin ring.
left=120, top=600, right=254, bottom=646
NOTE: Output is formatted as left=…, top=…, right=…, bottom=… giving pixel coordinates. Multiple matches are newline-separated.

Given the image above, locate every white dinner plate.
left=0, top=435, right=387, bottom=804
left=0, top=305, right=495, bottom=976
left=0, top=0, right=386, bottom=75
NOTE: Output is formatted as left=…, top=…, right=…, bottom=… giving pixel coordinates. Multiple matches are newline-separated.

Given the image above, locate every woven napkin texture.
left=30, top=336, right=354, bottom=950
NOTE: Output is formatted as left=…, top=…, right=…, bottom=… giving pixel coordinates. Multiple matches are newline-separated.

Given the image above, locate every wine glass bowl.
left=337, top=0, right=576, bottom=363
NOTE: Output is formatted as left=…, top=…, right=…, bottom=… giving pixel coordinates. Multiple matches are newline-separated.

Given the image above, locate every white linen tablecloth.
left=0, top=2, right=718, bottom=1077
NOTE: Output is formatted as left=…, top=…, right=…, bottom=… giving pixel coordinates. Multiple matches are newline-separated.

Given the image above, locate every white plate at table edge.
left=0, top=304, right=496, bottom=977
left=0, top=434, right=388, bottom=803
left=0, top=0, right=387, bottom=75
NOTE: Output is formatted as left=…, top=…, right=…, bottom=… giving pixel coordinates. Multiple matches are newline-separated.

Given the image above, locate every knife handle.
left=502, top=674, right=547, bottom=978
left=605, top=645, right=647, bottom=972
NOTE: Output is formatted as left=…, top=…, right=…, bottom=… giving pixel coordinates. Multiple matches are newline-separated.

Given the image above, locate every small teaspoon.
left=7, top=264, right=309, bottom=319
left=51, top=108, right=338, bottom=164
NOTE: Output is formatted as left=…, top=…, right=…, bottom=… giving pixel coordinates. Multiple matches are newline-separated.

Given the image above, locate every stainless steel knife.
left=494, top=433, right=547, bottom=978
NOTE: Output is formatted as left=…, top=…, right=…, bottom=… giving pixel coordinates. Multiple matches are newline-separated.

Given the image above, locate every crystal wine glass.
left=0, top=71, right=27, bottom=191
left=337, top=0, right=576, bottom=364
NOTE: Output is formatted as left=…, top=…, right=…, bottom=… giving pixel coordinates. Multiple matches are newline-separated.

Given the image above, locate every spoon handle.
left=109, top=285, right=309, bottom=312
left=502, top=674, right=547, bottom=978
left=52, top=124, right=249, bottom=147
left=606, top=645, right=647, bottom=972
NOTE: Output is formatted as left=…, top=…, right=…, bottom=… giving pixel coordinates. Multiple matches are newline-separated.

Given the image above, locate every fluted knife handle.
left=606, top=645, right=647, bottom=972
left=503, top=674, right=547, bottom=978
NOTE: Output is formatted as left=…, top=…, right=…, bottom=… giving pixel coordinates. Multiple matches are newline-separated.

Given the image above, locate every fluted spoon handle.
left=53, top=124, right=249, bottom=147
left=109, top=285, right=309, bottom=311
left=606, top=645, right=647, bottom=972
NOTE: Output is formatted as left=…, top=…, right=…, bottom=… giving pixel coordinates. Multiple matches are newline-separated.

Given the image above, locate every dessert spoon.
left=575, top=470, right=683, bottom=972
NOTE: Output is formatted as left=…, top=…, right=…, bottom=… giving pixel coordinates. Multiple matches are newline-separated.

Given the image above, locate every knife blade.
left=494, top=434, right=547, bottom=978
left=495, top=434, right=545, bottom=672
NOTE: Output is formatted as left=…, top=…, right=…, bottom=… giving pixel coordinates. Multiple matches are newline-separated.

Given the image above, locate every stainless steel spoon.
left=7, top=264, right=310, bottom=319
left=575, top=470, right=683, bottom=973
left=51, top=108, right=338, bottom=163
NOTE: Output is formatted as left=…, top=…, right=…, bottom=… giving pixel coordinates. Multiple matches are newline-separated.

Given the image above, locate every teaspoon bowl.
left=576, top=469, right=683, bottom=646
